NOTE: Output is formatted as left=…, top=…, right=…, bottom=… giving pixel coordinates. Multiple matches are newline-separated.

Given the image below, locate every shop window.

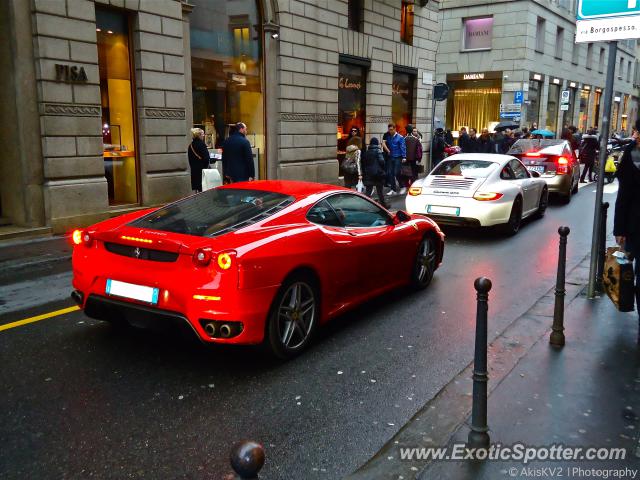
left=612, top=96, right=620, bottom=132
left=348, top=0, right=363, bottom=32
left=545, top=83, right=560, bottom=132
left=401, top=2, right=414, bottom=45
left=337, top=60, right=367, bottom=162
left=97, top=7, right=138, bottom=205
left=462, top=17, right=493, bottom=51
left=561, top=88, right=576, bottom=129
left=190, top=0, right=263, bottom=176
left=578, top=89, right=590, bottom=132
left=535, top=18, right=545, bottom=53
left=392, top=70, right=415, bottom=135
left=592, top=89, right=602, bottom=128
left=526, top=80, right=542, bottom=128
left=555, top=27, right=564, bottom=59
left=446, top=78, right=501, bottom=132
left=621, top=95, right=629, bottom=132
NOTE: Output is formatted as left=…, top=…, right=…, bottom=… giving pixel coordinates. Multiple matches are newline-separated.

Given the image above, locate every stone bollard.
left=550, top=226, right=570, bottom=347
left=468, top=277, right=492, bottom=450
left=230, top=440, right=265, bottom=479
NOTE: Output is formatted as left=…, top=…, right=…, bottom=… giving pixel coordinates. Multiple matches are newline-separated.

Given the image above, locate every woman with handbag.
left=342, top=143, right=362, bottom=189
left=188, top=128, right=211, bottom=193
left=362, top=138, right=389, bottom=208
left=614, top=126, right=640, bottom=338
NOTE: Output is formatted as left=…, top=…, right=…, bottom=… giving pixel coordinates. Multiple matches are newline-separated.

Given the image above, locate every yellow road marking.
left=0, top=305, right=80, bottom=332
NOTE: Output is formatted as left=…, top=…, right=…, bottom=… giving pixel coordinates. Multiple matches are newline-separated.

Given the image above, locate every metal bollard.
left=595, top=202, right=610, bottom=293
left=468, top=277, right=492, bottom=450
left=550, top=226, right=570, bottom=347
left=230, top=440, right=265, bottom=479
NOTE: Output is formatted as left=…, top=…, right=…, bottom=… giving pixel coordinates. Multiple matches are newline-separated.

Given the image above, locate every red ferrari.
left=71, top=181, right=444, bottom=358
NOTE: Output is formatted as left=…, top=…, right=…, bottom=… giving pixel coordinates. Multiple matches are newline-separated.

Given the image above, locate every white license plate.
left=428, top=205, right=460, bottom=216
left=105, top=279, right=159, bottom=304
left=527, top=166, right=545, bottom=174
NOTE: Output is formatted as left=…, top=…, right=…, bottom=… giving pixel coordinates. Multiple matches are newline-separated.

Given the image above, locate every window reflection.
left=190, top=0, right=263, bottom=177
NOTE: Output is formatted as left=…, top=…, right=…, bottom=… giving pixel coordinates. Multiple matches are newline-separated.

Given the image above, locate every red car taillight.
left=556, top=156, right=569, bottom=174
left=193, top=247, right=213, bottom=267
left=71, top=229, right=93, bottom=247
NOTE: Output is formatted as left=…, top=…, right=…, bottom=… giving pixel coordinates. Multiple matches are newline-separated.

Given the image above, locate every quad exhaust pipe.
left=204, top=322, right=216, bottom=337
left=219, top=324, right=232, bottom=338
left=203, top=321, right=234, bottom=338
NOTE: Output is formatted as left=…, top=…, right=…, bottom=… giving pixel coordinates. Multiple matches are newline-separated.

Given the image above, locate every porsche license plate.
left=428, top=205, right=460, bottom=216
left=105, top=279, right=159, bottom=304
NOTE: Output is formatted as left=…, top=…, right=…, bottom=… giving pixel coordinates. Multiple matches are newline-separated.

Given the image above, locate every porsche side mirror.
left=530, top=171, right=541, bottom=178
left=395, top=210, right=411, bottom=223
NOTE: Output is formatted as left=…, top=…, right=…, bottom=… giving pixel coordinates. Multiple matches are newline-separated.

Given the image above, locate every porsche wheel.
left=411, top=235, right=437, bottom=290
left=533, top=187, right=548, bottom=219
left=501, top=196, right=522, bottom=236
left=266, top=275, right=319, bottom=359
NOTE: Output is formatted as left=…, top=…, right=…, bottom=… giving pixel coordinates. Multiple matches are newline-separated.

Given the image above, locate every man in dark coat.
left=431, top=128, right=446, bottom=167
left=458, top=127, right=471, bottom=153
left=614, top=131, right=640, bottom=337
left=222, top=122, right=255, bottom=183
left=579, top=129, right=599, bottom=182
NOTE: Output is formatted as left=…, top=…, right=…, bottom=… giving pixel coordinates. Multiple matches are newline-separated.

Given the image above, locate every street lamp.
left=263, top=20, right=280, bottom=39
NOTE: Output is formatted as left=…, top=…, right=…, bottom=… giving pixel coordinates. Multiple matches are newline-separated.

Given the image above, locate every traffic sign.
left=561, top=90, right=570, bottom=103
left=577, top=0, right=640, bottom=21
left=514, top=91, right=524, bottom=104
left=576, top=0, right=640, bottom=42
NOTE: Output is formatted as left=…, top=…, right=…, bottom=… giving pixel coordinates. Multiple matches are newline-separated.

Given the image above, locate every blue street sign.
left=514, top=91, right=524, bottom=104
left=577, top=0, right=640, bottom=21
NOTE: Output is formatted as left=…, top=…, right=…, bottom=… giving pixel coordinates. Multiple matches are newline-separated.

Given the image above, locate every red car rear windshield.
left=129, top=189, right=295, bottom=237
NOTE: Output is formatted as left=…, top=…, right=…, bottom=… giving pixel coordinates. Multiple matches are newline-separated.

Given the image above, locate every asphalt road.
left=0, top=182, right=618, bottom=480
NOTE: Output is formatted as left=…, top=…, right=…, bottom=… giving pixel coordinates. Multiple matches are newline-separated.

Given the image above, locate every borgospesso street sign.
left=576, top=0, right=640, bottom=42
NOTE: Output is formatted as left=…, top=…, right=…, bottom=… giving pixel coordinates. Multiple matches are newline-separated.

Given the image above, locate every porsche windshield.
left=129, top=189, right=295, bottom=237
left=432, top=160, right=498, bottom=178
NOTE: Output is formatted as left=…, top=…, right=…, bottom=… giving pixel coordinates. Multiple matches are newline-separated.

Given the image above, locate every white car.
left=405, top=154, right=548, bottom=235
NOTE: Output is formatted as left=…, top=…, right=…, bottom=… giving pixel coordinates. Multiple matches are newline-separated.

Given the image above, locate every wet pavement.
left=0, top=182, right=622, bottom=479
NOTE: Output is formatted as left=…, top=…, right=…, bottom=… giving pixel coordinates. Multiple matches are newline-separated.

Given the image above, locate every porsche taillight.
left=556, top=156, right=569, bottom=174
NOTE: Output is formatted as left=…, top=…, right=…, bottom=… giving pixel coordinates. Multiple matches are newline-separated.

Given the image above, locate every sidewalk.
left=0, top=235, right=71, bottom=285
left=349, top=254, right=640, bottom=479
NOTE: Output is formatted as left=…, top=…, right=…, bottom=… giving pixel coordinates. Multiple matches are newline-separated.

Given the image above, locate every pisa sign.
left=576, top=0, right=640, bottom=42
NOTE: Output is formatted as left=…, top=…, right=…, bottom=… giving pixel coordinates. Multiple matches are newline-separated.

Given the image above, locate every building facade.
left=0, top=0, right=440, bottom=235
left=436, top=0, right=639, bottom=137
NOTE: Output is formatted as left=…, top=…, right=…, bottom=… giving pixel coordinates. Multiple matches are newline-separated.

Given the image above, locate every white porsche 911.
left=405, top=154, right=549, bottom=235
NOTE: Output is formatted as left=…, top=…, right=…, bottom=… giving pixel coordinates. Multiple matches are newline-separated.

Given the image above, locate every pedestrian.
left=478, top=128, right=495, bottom=154
left=404, top=125, right=422, bottom=187
left=613, top=125, right=640, bottom=340
left=362, top=137, right=389, bottom=207
left=222, top=122, right=255, bottom=183
left=188, top=127, right=211, bottom=193
left=467, top=128, right=480, bottom=153
left=342, top=143, right=362, bottom=189
left=383, top=123, right=407, bottom=194
left=444, top=129, right=454, bottom=146
left=347, top=126, right=363, bottom=150
left=579, top=128, right=599, bottom=183
left=381, top=127, right=392, bottom=188
left=493, top=130, right=505, bottom=154
left=431, top=128, right=446, bottom=167
left=458, top=126, right=471, bottom=152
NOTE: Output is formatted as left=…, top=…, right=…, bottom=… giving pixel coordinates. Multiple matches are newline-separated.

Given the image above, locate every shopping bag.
left=603, top=246, right=636, bottom=312
left=356, top=180, right=365, bottom=193
left=604, top=156, right=617, bottom=173
left=202, top=167, right=222, bottom=190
